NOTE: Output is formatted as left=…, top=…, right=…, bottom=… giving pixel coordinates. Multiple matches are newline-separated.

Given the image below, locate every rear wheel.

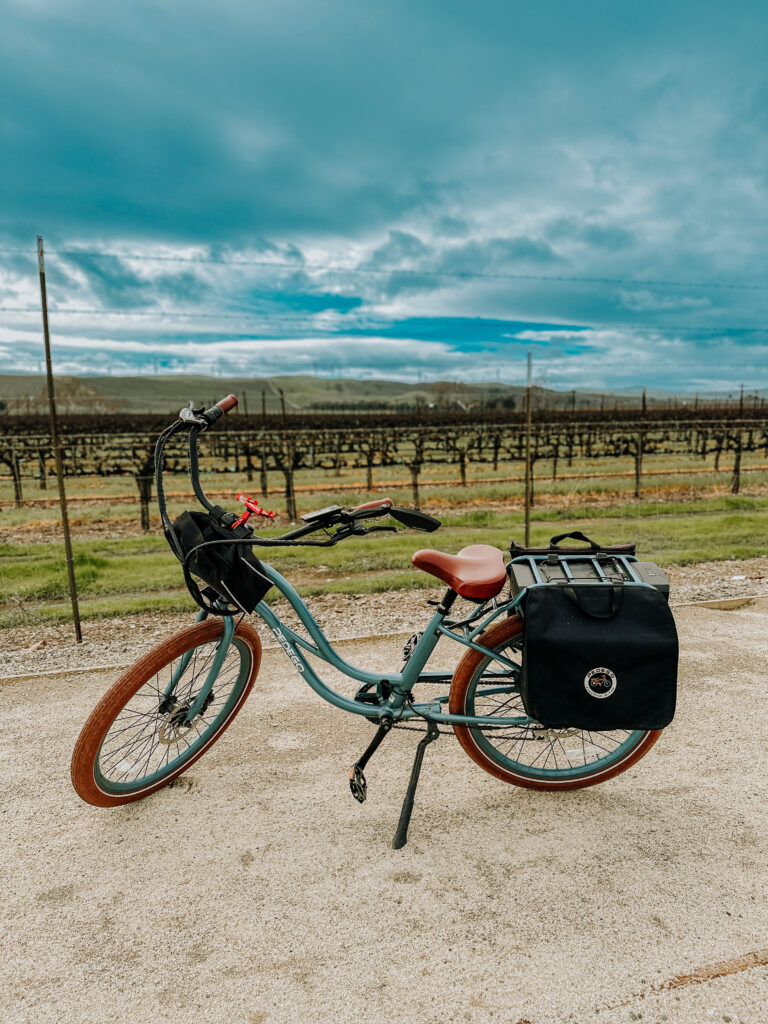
left=449, top=616, right=660, bottom=790
left=71, top=619, right=261, bottom=807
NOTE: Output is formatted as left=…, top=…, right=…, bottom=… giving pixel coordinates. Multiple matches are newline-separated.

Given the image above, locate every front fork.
left=160, top=608, right=237, bottom=725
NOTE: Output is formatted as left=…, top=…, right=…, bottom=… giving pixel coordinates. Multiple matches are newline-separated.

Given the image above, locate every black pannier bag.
left=519, top=582, right=678, bottom=731
left=170, top=508, right=272, bottom=613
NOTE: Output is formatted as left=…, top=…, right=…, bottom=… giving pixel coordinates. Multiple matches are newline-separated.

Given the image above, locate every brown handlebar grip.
left=351, top=498, right=393, bottom=511
left=216, top=394, right=238, bottom=414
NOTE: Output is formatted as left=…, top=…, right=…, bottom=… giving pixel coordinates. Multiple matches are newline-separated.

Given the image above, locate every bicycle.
left=71, top=395, right=663, bottom=847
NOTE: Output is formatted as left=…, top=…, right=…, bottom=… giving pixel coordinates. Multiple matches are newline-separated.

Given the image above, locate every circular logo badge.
left=584, top=667, right=617, bottom=699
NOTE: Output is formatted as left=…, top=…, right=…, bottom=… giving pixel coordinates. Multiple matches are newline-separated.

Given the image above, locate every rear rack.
left=511, top=552, right=644, bottom=586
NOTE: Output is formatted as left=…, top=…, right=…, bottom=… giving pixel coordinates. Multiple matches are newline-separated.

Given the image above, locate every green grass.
left=2, top=497, right=767, bottom=626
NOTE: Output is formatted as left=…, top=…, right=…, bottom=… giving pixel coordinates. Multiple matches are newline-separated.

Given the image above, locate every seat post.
left=384, top=589, right=458, bottom=705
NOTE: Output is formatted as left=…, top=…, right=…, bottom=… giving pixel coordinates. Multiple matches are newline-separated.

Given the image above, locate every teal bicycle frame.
left=154, top=403, right=657, bottom=733
left=177, top=554, right=656, bottom=730
left=130, top=401, right=668, bottom=850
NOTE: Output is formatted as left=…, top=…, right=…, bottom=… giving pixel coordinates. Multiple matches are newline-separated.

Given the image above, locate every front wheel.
left=71, top=619, right=261, bottom=807
left=449, top=616, right=661, bottom=790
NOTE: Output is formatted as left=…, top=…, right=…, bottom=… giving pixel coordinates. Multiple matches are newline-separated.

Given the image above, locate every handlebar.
left=154, top=396, right=440, bottom=565
left=155, top=395, right=238, bottom=556
left=179, top=394, right=239, bottom=429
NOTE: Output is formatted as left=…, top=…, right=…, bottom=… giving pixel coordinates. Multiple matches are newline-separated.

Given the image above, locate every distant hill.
left=0, top=373, right=657, bottom=416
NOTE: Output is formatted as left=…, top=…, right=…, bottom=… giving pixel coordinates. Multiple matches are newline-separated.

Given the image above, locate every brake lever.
left=326, top=523, right=398, bottom=544
left=179, top=403, right=208, bottom=428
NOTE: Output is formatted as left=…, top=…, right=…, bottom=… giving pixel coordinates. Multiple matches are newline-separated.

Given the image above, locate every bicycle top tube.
left=247, top=562, right=525, bottom=727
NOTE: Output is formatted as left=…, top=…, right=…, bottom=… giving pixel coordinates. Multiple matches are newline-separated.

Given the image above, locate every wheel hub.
left=157, top=690, right=215, bottom=744
left=532, top=726, right=582, bottom=740
left=158, top=705, right=195, bottom=745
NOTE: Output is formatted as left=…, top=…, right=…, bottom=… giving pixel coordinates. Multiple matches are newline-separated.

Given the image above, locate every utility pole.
left=261, top=390, right=267, bottom=424
left=524, top=352, right=533, bottom=547
left=37, top=236, right=81, bottom=643
left=278, top=387, right=286, bottom=424
left=241, top=390, right=248, bottom=417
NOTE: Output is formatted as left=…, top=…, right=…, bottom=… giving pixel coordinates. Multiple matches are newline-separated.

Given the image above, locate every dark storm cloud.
left=2, top=0, right=764, bottom=245
left=1, top=0, right=767, bottom=389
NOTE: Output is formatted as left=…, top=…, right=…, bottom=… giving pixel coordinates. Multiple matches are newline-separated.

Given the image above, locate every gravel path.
left=2, top=602, right=767, bottom=1023
left=3, top=557, right=768, bottom=680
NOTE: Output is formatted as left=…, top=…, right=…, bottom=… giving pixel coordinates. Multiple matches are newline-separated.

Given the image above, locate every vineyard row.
left=1, top=417, right=766, bottom=528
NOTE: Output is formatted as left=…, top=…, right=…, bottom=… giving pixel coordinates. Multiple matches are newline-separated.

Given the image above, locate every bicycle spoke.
left=95, top=639, right=249, bottom=789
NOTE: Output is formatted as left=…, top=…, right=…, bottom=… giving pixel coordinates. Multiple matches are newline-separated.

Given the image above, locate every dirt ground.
left=2, top=601, right=767, bottom=1024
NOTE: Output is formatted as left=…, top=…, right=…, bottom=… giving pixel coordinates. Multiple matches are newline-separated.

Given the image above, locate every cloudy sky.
left=1, top=0, right=766, bottom=391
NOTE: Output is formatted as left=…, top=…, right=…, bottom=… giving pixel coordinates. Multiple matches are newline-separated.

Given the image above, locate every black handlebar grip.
left=201, top=394, right=238, bottom=426
left=389, top=506, right=441, bottom=532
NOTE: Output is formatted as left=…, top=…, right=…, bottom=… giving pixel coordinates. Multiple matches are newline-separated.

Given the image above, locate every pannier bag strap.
left=562, top=583, right=624, bottom=619
left=509, top=536, right=636, bottom=557
left=549, top=531, right=600, bottom=551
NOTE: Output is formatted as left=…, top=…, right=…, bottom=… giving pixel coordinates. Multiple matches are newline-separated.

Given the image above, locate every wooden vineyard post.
left=714, top=434, right=724, bottom=473
left=130, top=444, right=155, bottom=533
left=11, top=451, right=23, bottom=507
left=244, top=440, right=254, bottom=483
left=283, top=440, right=297, bottom=521
left=409, top=463, right=421, bottom=510
left=524, top=353, right=533, bottom=546
left=731, top=432, right=742, bottom=494
left=136, top=473, right=153, bottom=532
left=37, top=235, right=82, bottom=643
left=407, top=435, right=426, bottom=510
left=459, top=450, right=467, bottom=487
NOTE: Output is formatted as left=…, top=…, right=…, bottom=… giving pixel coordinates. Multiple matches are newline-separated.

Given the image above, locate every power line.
left=0, top=304, right=766, bottom=334
left=1, top=245, right=767, bottom=292
left=0, top=307, right=310, bottom=321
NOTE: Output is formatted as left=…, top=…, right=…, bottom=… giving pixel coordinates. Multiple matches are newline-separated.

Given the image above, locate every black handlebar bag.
left=170, top=509, right=272, bottom=613
left=519, top=583, right=678, bottom=731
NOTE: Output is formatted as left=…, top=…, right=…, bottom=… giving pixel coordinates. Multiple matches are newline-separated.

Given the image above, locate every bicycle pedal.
left=349, top=764, right=367, bottom=803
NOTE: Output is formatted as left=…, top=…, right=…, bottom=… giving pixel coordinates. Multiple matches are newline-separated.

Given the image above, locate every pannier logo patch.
left=584, top=667, right=617, bottom=699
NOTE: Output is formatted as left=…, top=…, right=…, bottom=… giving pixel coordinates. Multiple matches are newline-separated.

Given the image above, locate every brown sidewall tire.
left=449, top=615, right=661, bottom=791
left=71, top=619, right=261, bottom=807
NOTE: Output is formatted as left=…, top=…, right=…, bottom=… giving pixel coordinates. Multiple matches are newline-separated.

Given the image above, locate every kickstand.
left=349, top=717, right=393, bottom=803
left=392, top=720, right=440, bottom=850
